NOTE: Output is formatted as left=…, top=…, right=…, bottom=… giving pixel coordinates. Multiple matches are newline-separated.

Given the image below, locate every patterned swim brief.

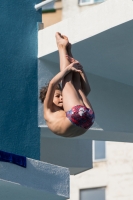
left=66, top=105, right=95, bottom=129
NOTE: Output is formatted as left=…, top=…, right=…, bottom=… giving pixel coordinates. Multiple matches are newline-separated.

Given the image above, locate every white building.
left=60, top=1, right=133, bottom=200
left=40, top=0, right=133, bottom=199
left=62, top=0, right=106, bottom=20
left=2, top=0, right=132, bottom=199
left=69, top=141, right=133, bottom=200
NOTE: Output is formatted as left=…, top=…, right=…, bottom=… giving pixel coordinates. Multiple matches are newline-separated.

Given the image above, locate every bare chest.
left=45, top=110, right=87, bottom=137
left=45, top=110, right=66, bottom=130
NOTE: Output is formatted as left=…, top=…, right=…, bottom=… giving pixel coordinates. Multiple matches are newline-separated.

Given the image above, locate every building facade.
left=69, top=141, right=133, bottom=200
left=41, top=1, right=133, bottom=199
left=62, top=0, right=106, bottom=20
left=0, top=0, right=132, bottom=199
left=42, top=0, right=62, bottom=27
left=61, top=1, right=133, bottom=200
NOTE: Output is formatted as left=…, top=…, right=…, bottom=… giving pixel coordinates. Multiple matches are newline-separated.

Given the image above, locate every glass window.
left=80, top=187, right=105, bottom=200
left=93, top=141, right=106, bottom=161
left=79, top=0, right=91, bottom=5
left=79, top=0, right=105, bottom=5
left=81, top=0, right=91, bottom=2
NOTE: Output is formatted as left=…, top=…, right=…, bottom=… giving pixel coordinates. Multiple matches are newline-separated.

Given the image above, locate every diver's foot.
left=55, top=32, right=69, bottom=48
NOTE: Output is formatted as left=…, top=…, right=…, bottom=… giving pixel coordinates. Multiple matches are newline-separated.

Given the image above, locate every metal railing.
left=35, top=0, right=54, bottom=10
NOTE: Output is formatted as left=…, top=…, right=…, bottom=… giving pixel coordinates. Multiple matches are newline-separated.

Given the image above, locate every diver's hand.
left=66, top=55, right=83, bottom=72
left=67, top=61, right=83, bottom=73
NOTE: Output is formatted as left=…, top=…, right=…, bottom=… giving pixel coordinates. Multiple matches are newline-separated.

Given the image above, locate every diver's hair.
left=39, top=81, right=61, bottom=104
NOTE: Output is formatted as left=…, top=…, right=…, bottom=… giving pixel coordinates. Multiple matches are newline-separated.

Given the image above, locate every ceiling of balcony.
left=41, top=20, right=133, bottom=87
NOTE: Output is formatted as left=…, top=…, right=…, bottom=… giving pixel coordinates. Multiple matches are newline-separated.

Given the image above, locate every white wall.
left=62, top=0, right=104, bottom=20
left=68, top=142, right=133, bottom=200
left=38, top=0, right=133, bottom=57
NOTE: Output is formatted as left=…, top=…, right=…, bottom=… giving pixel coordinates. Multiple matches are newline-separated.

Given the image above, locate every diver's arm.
left=50, top=62, right=82, bottom=86
left=44, top=63, right=82, bottom=110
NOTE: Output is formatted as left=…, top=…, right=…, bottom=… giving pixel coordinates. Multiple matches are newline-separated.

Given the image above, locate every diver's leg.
left=55, top=32, right=84, bottom=112
left=55, top=32, right=70, bottom=71
left=67, top=44, right=93, bottom=110
left=72, top=73, right=93, bottom=110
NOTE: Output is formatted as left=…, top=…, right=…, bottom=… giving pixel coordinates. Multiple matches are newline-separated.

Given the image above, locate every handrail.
left=35, top=0, right=54, bottom=10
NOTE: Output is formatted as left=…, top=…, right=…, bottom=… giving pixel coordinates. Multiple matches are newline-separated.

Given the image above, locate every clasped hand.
left=66, top=55, right=83, bottom=73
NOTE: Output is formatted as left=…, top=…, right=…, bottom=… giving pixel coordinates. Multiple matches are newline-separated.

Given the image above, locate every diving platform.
left=0, top=154, right=69, bottom=200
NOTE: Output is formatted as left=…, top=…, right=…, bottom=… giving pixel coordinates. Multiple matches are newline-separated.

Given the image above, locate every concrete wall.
left=0, top=1, right=41, bottom=159
left=68, top=142, right=133, bottom=200
left=0, top=157, right=69, bottom=199
left=42, top=1, right=62, bottom=27
left=42, top=9, right=62, bottom=28
left=38, top=0, right=133, bottom=57
left=62, top=0, right=106, bottom=20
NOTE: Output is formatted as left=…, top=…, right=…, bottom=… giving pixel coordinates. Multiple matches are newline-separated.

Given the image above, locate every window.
left=93, top=140, right=106, bottom=161
left=80, top=0, right=91, bottom=3
left=80, top=187, right=105, bottom=200
left=42, top=1, right=55, bottom=13
left=79, top=0, right=105, bottom=6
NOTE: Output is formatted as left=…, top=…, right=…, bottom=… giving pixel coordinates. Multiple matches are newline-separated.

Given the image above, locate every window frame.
left=93, top=140, right=106, bottom=162
left=78, top=0, right=105, bottom=6
left=80, top=187, right=106, bottom=200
